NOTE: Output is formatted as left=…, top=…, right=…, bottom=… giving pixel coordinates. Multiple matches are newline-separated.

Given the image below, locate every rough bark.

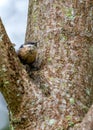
left=0, top=18, right=37, bottom=130
left=0, top=18, right=23, bottom=114
left=25, top=0, right=93, bottom=129
left=69, top=104, right=93, bottom=130
left=0, top=0, right=93, bottom=130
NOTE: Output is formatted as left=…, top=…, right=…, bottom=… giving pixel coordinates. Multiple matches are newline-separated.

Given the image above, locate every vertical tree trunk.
left=25, top=0, right=93, bottom=129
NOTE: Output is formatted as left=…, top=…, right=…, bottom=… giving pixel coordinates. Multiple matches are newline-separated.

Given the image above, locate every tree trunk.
left=25, top=0, right=93, bottom=129
left=0, top=18, right=33, bottom=129
left=0, top=0, right=93, bottom=130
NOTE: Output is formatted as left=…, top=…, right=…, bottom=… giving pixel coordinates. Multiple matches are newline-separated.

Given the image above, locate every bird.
left=17, top=42, right=37, bottom=65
